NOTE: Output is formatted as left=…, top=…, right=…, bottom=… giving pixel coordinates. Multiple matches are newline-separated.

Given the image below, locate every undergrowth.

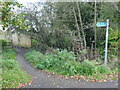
left=25, top=49, right=118, bottom=80
left=1, top=48, right=31, bottom=88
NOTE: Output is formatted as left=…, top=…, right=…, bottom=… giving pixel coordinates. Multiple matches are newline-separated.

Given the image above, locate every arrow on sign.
left=96, top=22, right=107, bottom=27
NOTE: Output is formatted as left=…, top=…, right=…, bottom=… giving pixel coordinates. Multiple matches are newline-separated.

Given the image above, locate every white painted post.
left=104, top=19, right=109, bottom=65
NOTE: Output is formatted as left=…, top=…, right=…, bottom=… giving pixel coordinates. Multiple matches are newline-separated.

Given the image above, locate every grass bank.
left=1, top=48, right=31, bottom=88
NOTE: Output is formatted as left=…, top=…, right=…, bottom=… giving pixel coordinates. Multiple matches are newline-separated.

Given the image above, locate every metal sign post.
left=104, top=19, right=109, bottom=65
left=96, top=19, right=109, bottom=65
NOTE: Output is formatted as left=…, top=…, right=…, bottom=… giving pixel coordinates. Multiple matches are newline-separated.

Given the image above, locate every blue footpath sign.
left=96, top=22, right=107, bottom=27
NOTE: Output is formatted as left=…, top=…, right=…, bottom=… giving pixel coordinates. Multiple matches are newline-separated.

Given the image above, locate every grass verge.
left=1, top=48, right=31, bottom=88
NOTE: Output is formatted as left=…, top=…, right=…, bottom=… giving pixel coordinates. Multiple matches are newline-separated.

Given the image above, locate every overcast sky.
left=17, top=0, right=119, bottom=3
left=17, top=0, right=87, bottom=4
left=17, top=0, right=45, bottom=4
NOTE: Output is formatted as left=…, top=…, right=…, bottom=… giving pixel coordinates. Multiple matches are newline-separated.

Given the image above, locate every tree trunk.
left=76, top=2, right=86, bottom=49
left=73, top=8, right=82, bottom=43
left=94, top=0, right=97, bottom=59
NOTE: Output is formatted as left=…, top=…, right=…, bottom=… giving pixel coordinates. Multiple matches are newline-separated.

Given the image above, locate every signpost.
left=96, top=22, right=107, bottom=27
left=96, top=19, right=109, bottom=65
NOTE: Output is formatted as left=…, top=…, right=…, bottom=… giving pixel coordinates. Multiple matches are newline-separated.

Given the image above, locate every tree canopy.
left=1, top=1, right=119, bottom=61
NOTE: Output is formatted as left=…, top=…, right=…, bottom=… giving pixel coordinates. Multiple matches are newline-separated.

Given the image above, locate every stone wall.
left=12, top=33, right=31, bottom=48
left=0, top=32, right=31, bottom=48
left=0, top=31, right=11, bottom=42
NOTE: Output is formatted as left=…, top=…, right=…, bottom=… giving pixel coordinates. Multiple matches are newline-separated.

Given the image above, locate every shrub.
left=2, top=49, right=16, bottom=60
left=78, top=61, right=96, bottom=76
left=53, top=49, right=76, bottom=61
left=2, top=59, right=20, bottom=70
left=0, top=39, right=7, bottom=48
left=62, top=61, right=77, bottom=75
left=31, top=39, right=39, bottom=47
left=37, top=54, right=60, bottom=69
left=25, top=49, right=112, bottom=77
left=96, top=65, right=110, bottom=74
left=25, top=50, right=43, bottom=66
left=36, top=64, right=45, bottom=70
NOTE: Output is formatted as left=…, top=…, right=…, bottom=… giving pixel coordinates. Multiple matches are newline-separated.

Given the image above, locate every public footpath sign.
left=96, top=19, right=109, bottom=65
left=96, top=22, right=107, bottom=27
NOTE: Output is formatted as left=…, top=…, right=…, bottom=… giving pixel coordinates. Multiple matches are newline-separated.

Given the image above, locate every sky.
left=17, top=0, right=120, bottom=3
left=17, top=0, right=45, bottom=4
left=17, top=0, right=88, bottom=4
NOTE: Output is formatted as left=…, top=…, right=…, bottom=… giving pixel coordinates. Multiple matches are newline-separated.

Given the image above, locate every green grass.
left=0, top=68, right=2, bottom=90
left=24, top=49, right=118, bottom=80
left=1, top=48, right=31, bottom=88
left=2, top=69, right=30, bottom=88
left=2, top=48, right=16, bottom=60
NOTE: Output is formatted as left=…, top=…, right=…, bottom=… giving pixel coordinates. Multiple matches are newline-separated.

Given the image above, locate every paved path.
left=16, top=47, right=118, bottom=88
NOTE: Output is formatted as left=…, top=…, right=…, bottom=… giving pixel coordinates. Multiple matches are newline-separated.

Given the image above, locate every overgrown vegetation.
left=1, top=47, right=31, bottom=88
left=0, top=39, right=8, bottom=49
left=25, top=49, right=118, bottom=80
left=17, top=2, right=118, bottom=62
left=1, top=1, right=119, bottom=82
left=1, top=2, right=118, bottom=61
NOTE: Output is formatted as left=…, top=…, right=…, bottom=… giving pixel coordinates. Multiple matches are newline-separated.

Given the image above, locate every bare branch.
left=112, top=2, right=120, bottom=13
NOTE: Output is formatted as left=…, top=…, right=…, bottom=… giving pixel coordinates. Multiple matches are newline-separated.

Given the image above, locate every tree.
left=1, top=2, right=30, bottom=33
left=9, top=1, right=118, bottom=61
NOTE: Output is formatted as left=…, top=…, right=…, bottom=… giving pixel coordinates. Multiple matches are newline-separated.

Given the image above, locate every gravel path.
left=16, top=47, right=118, bottom=88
